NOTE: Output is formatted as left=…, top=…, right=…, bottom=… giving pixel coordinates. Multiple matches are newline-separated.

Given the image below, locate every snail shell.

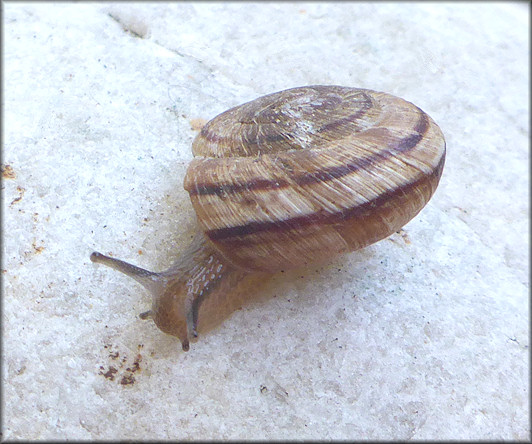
left=90, top=85, right=446, bottom=351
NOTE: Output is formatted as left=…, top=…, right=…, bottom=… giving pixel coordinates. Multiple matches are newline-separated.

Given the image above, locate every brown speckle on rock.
left=99, top=366, right=118, bottom=381
left=10, top=186, right=25, bottom=206
left=99, top=347, right=143, bottom=385
left=32, top=241, right=44, bottom=254
left=120, top=374, right=135, bottom=385
left=2, top=164, right=16, bottom=179
left=131, top=354, right=142, bottom=372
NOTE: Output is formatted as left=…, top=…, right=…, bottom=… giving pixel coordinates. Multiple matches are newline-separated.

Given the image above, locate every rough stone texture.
left=3, top=2, right=528, bottom=441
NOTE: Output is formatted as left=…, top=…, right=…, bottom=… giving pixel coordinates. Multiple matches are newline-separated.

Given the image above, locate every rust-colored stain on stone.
left=99, top=344, right=144, bottom=386
left=10, top=186, right=25, bottom=206
left=2, top=164, right=16, bottom=179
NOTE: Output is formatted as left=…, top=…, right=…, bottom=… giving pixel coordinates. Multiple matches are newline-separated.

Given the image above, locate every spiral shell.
left=185, top=85, right=446, bottom=272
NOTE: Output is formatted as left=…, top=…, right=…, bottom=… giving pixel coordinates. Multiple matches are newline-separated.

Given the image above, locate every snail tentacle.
left=139, top=310, right=153, bottom=320
left=89, top=252, right=164, bottom=293
left=184, top=290, right=199, bottom=341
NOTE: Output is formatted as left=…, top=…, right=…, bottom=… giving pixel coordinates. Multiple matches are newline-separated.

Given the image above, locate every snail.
left=90, top=85, right=446, bottom=351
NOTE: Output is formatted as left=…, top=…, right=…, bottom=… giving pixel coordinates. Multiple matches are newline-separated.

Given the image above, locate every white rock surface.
left=3, top=2, right=528, bottom=440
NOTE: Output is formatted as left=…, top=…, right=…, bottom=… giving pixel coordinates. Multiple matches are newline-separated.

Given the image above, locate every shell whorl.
left=184, top=85, right=446, bottom=272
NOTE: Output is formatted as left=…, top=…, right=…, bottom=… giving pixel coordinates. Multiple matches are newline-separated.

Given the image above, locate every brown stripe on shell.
left=205, top=152, right=445, bottom=242
left=199, top=91, right=374, bottom=148
left=396, top=108, right=430, bottom=151
left=316, top=93, right=373, bottom=134
left=188, top=109, right=429, bottom=197
left=298, top=109, right=429, bottom=186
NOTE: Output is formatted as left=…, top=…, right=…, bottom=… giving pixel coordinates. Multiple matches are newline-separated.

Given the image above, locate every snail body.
left=90, top=85, right=446, bottom=351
